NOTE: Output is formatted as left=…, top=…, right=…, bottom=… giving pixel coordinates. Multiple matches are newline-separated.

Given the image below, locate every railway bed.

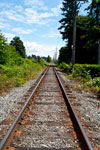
left=0, top=66, right=93, bottom=150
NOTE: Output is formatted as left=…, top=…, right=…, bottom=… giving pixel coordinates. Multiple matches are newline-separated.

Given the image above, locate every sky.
left=0, top=0, right=91, bottom=58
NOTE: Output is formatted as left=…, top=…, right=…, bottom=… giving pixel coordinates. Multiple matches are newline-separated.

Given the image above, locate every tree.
left=58, top=15, right=100, bottom=64
left=76, top=16, right=99, bottom=63
left=0, top=32, right=23, bottom=65
left=47, top=55, right=51, bottom=62
left=10, top=36, right=26, bottom=58
left=85, top=0, right=100, bottom=63
left=32, top=54, right=36, bottom=58
left=58, top=46, right=71, bottom=64
left=0, top=32, right=8, bottom=64
left=58, top=0, right=80, bottom=48
left=0, top=32, right=7, bottom=49
left=87, top=0, right=100, bottom=26
left=58, top=0, right=100, bottom=64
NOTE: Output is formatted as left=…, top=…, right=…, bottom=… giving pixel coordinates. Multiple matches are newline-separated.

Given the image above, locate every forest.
left=58, top=0, right=100, bottom=64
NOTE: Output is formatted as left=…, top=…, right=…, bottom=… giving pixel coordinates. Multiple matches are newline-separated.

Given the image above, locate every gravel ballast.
left=58, top=70, right=100, bottom=149
left=0, top=79, right=37, bottom=123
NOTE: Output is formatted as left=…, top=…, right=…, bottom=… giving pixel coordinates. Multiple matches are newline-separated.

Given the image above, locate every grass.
left=0, top=59, right=46, bottom=95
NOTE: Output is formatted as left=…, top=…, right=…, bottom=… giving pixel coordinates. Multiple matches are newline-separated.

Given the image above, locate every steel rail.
left=54, top=67, right=93, bottom=150
left=0, top=67, right=48, bottom=150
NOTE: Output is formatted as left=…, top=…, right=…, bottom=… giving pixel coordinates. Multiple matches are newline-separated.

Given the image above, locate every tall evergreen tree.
left=85, top=0, right=100, bottom=63
left=87, top=0, right=100, bottom=26
left=10, top=36, right=26, bottom=58
left=58, top=0, right=80, bottom=62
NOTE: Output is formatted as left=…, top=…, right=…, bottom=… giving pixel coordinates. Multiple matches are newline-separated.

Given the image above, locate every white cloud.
left=15, top=5, right=23, bottom=12
left=39, top=12, right=54, bottom=18
left=24, top=40, right=64, bottom=58
left=4, top=33, right=15, bottom=39
left=0, top=7, right=55, bottom=25
left=0, top=22, right=10, bottom=29
left=12, top=28, right=33, bottom=34
left=0, top=10, right=25, bottom=22
left=3, top=33, right=15, bottom=43
left=0, top=2, right=13, bottom=9
left=51, top=3, right=62, bottom=16
left=24, top=0, right=44, bottom=6
left=0, top=0, right=62, bottom=26
left=24, top=41, right=57, bottom=57
left=41, top=32, right=60, bottom=38
left=23, top=0, right=48, bottom=11
left=24, top=8, right=54, bottom=24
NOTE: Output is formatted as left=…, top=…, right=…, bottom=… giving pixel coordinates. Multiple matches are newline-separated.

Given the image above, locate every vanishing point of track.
left=0, top=66, right=93, bottom=150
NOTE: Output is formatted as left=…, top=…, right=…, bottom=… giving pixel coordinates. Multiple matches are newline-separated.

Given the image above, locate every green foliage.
left=39, top=59, right=46, bottom=67
left=86, top=77, right=100, bottom=87
left=47, top=55, right=51, bottom=62
left=58, top=46, right=71, bottom=64
left=59, top=62, right=100, bottom=92
left=59, top=62, right=71, bottom=73
left=58, top=0, right=100, bottom=64
left=0, top=59, right=45, bottom=93
left=58, top=0, right=80, bottom=41
left=58, top=0, right=80, bottom=62
left=0, top=45, right=24, bottom=66
left=10, top=36, right=26, bottom=58
left=0, top=32, right=45, bottom=94
left=72, top=64, right=91, bottom=80
left=0, top=32, right=7, bottom=50
left=0, top=32, right=8, bottom=64
left=87, top=0, right=100, bottom=26
left=74, top=64, right=100, bottom=77
left=71, top=64, right=100, bottom=92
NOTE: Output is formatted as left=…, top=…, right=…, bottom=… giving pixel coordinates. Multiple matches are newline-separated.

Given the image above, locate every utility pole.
left=98, top=39, right=100, bottom=64
left=71, top=0, right=87, bottom=71
left=72, top=0, right=77, bottom=71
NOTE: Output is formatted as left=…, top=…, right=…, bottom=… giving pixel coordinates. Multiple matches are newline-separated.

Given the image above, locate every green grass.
left=0, top=59, right=46, bottom=95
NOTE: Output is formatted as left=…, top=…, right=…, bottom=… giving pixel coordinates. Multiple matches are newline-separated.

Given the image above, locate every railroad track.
left=0, top=66, right=93, bottom=150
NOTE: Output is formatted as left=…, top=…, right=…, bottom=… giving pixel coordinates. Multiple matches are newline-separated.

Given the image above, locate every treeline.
left=0, top=32, right=52, bottom=65
left=28, top=55, right=52, bottom=63
left=58, top=0, right=100, bottom=64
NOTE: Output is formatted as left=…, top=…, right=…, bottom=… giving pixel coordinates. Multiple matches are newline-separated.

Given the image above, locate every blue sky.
left=0, top=0, right=91, bottom=58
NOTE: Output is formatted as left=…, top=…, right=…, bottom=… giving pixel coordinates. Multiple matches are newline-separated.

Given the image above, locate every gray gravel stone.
left=0, top=79, right=37, bottom=123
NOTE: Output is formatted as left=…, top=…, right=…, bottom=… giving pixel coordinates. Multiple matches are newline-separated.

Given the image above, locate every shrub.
left=74, top=64, right=100, bottom=78
left=59, top=62, right=71, bottom=73
left=86, top=77, right=100, bottom=87
left=39, top=59, right=45, bottom=67
left=73, top=64, right=91, bottom=80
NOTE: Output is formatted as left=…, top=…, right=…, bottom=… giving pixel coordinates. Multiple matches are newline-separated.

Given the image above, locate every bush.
left=59, top=62, right=71, bottom=73
left=73, top=64, right=91, bottom=80
left=86, top=77, right=100, bottom=87
left=39, top=59, right=45, bottom=67
left=74, top=64, right=100, bottom=78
